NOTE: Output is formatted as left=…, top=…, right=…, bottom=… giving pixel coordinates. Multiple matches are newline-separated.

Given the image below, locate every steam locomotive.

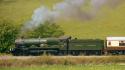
left=11, top=36, right=125, bottom=56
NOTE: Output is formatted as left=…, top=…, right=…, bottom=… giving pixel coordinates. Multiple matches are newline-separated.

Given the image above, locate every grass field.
left=0, top=0, right=125, bottom=39
left=0, top=65, right=125, bottom=70
left=0, top=56, right=125, bottom=70
left=1, top=56, right=125, bottom=66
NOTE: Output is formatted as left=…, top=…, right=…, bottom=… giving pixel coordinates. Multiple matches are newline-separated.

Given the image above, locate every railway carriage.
left=106, top=37, right=125, bottom=55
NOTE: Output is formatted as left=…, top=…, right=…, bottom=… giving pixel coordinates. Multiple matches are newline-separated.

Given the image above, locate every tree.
left=26, top=22, right=64, bottom=38
left=0, top=19, right=19, bottom=53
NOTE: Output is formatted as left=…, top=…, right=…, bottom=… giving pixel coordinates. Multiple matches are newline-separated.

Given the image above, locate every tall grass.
left=1, top=56, right=125, bottom=67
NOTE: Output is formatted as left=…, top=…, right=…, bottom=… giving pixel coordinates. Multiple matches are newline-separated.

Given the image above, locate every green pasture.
left=0, top=65, right=125, bottom=70
left=0, top=0, right=125, bottom=39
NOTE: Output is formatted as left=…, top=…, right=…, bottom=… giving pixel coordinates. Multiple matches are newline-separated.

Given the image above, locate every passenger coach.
left=106, top=37, right=125, bottom=54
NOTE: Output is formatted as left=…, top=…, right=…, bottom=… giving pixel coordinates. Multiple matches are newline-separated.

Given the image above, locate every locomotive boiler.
left=11, top=36, right=71, bottom=56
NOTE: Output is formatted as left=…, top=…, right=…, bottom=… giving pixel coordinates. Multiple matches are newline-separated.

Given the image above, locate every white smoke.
left=91, top=0, right=107, bottom=10
left=21, top=0, right=124, bottom=32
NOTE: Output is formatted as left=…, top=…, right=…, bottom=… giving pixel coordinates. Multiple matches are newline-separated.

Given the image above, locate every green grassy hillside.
left=58, top=4, right=125, bottom=39
left=0, top=0, right=125, bottom=39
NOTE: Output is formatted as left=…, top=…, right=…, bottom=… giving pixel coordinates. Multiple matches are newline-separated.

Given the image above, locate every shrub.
left=0, top=19, right=19, bottom=53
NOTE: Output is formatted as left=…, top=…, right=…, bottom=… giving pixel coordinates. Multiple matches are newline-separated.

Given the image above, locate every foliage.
left=26, top=22, right=64, bottom=38
left=0, top=19, right=19, bottom=53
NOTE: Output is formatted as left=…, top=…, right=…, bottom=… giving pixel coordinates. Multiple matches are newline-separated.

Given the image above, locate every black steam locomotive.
left=11, top=36, right=125, bottom=56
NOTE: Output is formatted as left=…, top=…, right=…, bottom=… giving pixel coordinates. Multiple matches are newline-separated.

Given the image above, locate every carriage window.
left=108, top=41, right=111, bottom=45
left=119, top=41, right=125, bottom=46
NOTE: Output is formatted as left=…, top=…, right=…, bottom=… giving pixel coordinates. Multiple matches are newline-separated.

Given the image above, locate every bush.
left=25, top=22, right=64, bottom=38
left=0, top=20, right=64, bottom=53
left=0, top=19, right=19, bottom=53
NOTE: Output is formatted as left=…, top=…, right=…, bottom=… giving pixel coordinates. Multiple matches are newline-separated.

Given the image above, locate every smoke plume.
left=21, top=0, right=124, bottom=32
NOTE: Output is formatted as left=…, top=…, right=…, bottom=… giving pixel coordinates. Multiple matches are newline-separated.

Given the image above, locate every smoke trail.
left=91, top=0, right=107, bottom=10
left=22, top=0, right=85, bottom=31
left=21, top=0, right=124, bottom=32
left=91, top=0, right=125, bottom=10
